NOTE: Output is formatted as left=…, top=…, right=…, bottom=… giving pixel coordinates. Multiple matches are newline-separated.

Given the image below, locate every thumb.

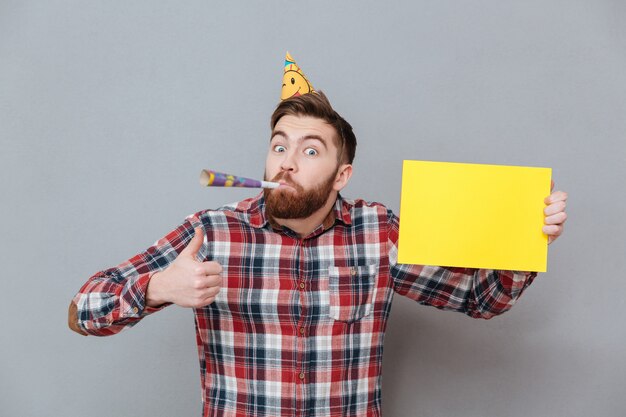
left=180, top=227, right=204, bottom=258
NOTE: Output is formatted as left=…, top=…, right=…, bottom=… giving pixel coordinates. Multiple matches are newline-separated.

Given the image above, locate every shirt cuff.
left=119, top=272, right=170, bottom=319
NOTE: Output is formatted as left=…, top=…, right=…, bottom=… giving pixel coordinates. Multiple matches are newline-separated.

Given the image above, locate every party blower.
left=199, top=169, right=280, bottom=189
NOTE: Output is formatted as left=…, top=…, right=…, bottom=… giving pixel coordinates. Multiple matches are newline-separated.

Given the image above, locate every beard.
left=263, top=168, right=338, bottom=219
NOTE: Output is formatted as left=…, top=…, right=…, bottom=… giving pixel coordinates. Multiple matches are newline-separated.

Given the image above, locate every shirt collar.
left=248, top=192, right=352, bottom=231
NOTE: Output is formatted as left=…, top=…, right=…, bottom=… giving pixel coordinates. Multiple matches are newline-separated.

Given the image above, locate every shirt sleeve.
left=386, top=210, right=538, bottom=319
left=69, top=213, right=206, bottom=336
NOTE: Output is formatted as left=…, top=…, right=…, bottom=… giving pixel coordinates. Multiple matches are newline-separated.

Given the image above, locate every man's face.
left=264, top=115, right=342, bottom=219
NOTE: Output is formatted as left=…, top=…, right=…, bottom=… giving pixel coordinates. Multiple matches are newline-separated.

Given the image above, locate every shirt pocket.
left=327, top=264, right=378, bottom=323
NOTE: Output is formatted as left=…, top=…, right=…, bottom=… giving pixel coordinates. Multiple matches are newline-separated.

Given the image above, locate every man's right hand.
left=146, top=227, right=223, bottom=308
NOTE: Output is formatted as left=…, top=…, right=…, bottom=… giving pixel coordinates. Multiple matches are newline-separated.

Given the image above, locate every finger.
left=550, top=180, right=555, bottom=192
left=543, top=224, right=563, bottom=237
left=193, top=287, right=221, bottom=308
left=190, top=295, right=217, bottom=309
left=198, top=296, right=217, bottom=308
left=204, top=274, right=223, bottom=288
left=194, top=261, right=223, bottom=276
left=544, top=191, right=568, bottom=205
left=545, top=212, right=568, bottom=225
left=180, top=227, right=205, bottom=258
left=203, top=287, right=221, bottom=304
left=194, top=284, right=221, bottom=298
left=205, top=285, right=221, bottom=298
left=544, top=201, right=567, bottom=216
left=191, top=274, right=222, bottom=290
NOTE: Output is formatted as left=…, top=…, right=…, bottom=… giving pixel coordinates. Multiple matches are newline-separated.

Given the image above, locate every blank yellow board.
left=398, top=160, right=551, bottom=272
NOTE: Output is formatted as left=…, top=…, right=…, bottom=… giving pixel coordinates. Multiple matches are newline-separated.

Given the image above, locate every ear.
left=333, top=164, right=353, bottom=192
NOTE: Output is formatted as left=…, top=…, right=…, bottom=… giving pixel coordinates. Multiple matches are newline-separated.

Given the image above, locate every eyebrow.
left=271, top=130, right=328, bottom=150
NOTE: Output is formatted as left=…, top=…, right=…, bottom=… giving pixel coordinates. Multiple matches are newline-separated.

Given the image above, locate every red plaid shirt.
left=72, top=193, right=537, bottom=417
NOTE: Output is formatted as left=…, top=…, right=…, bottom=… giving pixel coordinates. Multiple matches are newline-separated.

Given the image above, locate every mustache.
left=268, top=172, right=301, bottom=190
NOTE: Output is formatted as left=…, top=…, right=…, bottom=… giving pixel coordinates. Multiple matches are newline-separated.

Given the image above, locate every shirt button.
left=299, top=282, right=305, bottom=289
left=132, top=307, right=139, bottom=314
left=351, top=268, right=357, bottom=276
left=299, top=372, right=305, bottom=380
left=299, top=327, right=305, bottom=335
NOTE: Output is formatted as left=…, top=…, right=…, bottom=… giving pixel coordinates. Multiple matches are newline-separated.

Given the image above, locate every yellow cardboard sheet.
left=398, top=160, right=551, bottom=272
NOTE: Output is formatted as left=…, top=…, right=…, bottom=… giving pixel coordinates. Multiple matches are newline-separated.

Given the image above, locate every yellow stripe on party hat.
left=281, top=52, right=315, bottom=100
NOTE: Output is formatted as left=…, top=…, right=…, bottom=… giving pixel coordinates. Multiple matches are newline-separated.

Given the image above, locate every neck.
left=271, top=193, right=337, bottom=238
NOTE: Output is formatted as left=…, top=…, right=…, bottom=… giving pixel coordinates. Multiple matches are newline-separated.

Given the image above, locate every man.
left=69, top=59, right=568, bottom=417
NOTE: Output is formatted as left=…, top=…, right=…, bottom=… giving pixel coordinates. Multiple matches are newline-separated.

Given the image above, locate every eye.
left=273, top=145, right=286, bottom=153
left=304, top=147, right=318, bottom=156
left=291, top=78, right=295, bottom=85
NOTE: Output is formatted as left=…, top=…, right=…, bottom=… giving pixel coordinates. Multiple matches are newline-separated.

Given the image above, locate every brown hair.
left=270, top=91, right=357, bottom=164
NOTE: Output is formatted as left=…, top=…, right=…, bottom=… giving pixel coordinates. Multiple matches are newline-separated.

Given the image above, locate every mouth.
left=290, top=87, right=302, bottom=98
left=277, top=180, right=297, bottom=190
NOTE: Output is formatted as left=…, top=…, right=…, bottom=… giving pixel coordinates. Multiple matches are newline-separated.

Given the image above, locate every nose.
left=279, top=150, right=297, bottom=173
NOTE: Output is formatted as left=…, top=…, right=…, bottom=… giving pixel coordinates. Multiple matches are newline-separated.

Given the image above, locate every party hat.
left=281, top=52, right=315, bottom=100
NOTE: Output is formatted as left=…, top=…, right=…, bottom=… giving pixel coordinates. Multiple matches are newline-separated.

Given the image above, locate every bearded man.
left=69, top=89, right=567, bottom=417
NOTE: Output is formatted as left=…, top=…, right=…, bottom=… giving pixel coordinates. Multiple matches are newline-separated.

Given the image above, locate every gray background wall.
left=1, top=1, right=625, bottom=416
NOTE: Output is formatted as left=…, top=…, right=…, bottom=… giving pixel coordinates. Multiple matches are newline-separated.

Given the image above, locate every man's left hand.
left=543, top=181, right=568, bottom=244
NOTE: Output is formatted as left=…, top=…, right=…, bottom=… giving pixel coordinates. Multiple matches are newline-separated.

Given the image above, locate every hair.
left=270, top=91, right=357, bottom=165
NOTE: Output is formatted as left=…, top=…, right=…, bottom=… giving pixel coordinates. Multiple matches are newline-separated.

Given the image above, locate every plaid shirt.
left=72, top=193, right=537, bottom=417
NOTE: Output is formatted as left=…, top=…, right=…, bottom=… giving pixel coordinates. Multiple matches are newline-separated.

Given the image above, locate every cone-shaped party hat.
left=280, top=52, right=315, bottom=100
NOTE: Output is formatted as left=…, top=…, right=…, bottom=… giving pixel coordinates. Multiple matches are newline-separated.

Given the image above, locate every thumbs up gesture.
left=146, top=227, right=223, bottom=308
